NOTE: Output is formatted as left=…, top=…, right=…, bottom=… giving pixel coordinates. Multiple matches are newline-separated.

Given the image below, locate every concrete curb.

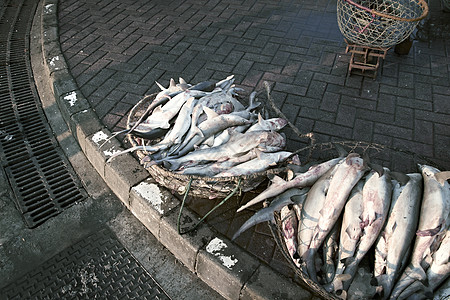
left=37, top=0, right=318, bottom=299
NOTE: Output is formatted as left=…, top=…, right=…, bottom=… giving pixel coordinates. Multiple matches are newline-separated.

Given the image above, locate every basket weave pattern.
left=337, top=0, right=428, bottom=48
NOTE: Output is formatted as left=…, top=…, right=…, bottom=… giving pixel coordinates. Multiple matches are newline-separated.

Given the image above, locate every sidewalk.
left=34, top=0, right=450, bottom=298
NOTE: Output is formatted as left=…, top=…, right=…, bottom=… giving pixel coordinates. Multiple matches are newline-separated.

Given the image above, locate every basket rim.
left=342, top=0, right=429, bottom=22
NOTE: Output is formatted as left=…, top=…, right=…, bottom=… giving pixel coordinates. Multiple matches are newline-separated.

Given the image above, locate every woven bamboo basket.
left=337, top=0, right=429, bottom=48
left=126, top=90, right=302, bottom=199
left=267, top=141, right=444, bottom=299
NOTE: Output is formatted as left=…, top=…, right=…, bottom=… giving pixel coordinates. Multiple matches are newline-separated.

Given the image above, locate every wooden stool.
left=345, top=41, right=390, bottom=79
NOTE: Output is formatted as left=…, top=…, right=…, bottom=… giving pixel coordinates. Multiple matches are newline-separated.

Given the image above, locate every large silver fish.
left=161, top=130, right=286, bottom=171
left=236, top=156, right=343, bottom=213
left=231, top=188, right=308, bottom=241
left=175, top=107, right=252, bottom=157
left=395, top=228, right=450, bottom=300
left=214, top=151, right=293, bottom=177
left=305, top=154, right=368, bottom=283
left=297, top=165, right=340, bottom=264
left=390, top=165, right=450, bottom=299
left=281, top=205, right=301, bottom=268
left=326, top=180, right=365, bottom=292
left=246, top=114, right=288, bottom=133
left=327, top=168, right=392, bottom=293
left=372, top=173, right=423, bottom=299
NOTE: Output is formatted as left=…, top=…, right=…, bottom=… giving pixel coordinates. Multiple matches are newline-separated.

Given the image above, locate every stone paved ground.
left=58, top=0, right=450, bottom=287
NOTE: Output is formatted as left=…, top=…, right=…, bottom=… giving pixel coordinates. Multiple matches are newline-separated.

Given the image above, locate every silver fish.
left=175, top=149, right=259, bottom=176
left=246, top=113, right=288, bottom=133
left=175, top=107, right=252, bottom=157
left=297, top=166, right=340, bottom=263
left=214, top=151, right=292, bottom=177
left=372, top=173, right=423, bottom=299
left=390, top=166, right=450, bottom=299
left=305, top=153, right=368, bottom=283
left=232, top=188, right=308, bottom=241
left=322, top=218, right=341, bottom=284
left=161, top=131, right=285, bottom=171
left=281, top=206, right=301, bottom=268
left=236, top=156, right=343, bottom=213
left=330, top=168, right=392, bottom=293
left=145, top=90, right=203, bottom=129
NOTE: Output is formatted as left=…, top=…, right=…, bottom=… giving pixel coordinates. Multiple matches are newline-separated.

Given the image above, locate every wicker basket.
left=267, top=141, right=443, bottom=299
left=337, top=0, right=429, bottom=48
left=127, top=92, right=291, bottom=199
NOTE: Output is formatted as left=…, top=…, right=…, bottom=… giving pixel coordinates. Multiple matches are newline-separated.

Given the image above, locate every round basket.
left=337, top=0, right=429, bottom=48
left=126, top=93, right=289, bottom=199
left=267, top=141, right=443, bottom=299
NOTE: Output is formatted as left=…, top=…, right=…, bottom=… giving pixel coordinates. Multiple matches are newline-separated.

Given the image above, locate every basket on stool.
left=337, top=0, right=429, bottom=48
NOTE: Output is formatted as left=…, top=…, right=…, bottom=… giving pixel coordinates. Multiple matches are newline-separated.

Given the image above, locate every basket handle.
left=177, top=178, right=242, bottom=235
left=344, top=0, right=429, bottom=22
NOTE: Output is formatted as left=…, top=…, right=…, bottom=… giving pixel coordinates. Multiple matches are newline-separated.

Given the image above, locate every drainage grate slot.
left=0, top=0, right=87, bottom=228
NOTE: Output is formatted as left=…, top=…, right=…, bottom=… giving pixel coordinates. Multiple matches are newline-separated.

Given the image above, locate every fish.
left=160, top=130, right=286, bottom=171
left=174, top=107, right=252, bottom=157
left=232, top=188, right=308, bottom=241
left=304, top=153, right=369, bottom=283
left=175, top=149, right=260, bottom=177
left=297, top=166, right=340, bottom=264
left=214, top=151, right=293, bottom=177
left=330, top=168, right=392, bottom=293
left=389, top=165, right=450, bottom=299
left=246, top=114, right=288, bottom=133
left=147, top=97, right=197, bottom=151
left=236, top=156, right=344, bottom=213
left=322, top=218, right=341, bottom=284
left=372, top=173, right=423, bottom=299
left=281, top=205, right=301, bottom=268
left=145, top=90, right=204, bottom=129
left=395, top=228, right=449, bottom=299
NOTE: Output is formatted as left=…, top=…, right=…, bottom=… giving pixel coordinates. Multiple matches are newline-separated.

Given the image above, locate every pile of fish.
left=233, top=149, right=450, bottom=299
left=107, top=75, right=295, bottom=178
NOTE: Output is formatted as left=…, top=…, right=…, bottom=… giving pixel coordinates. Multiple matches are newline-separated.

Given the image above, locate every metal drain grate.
left=0, top=228, right=172, bottom=299
left=0, top=0, right=87, bottom=228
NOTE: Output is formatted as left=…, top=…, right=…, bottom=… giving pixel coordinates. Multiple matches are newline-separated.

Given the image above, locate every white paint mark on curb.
left=206, top=238, right=238, bottom=269
left=132, top=182, right=165, bottom=214
left=92, top=131, right=108, bottom=144
left=49, top=56, right=60, bottom=69
left=103, top=148, right=121, bottom=157
left=64, top=91, right=77, bottom=106
left=44, top=4, right=54, bottom=13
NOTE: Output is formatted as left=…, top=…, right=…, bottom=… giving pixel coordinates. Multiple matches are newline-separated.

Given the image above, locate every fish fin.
left=179, top=77, right=187, bottom=85
left=341, top=256, right=355, bottom=267
left=333, top=143, right=348, bottom=158
left=391, top=171, right=410, bottom=185
left=416, top=223, right=442, bottom=236
left=203, top=106, right=219, bottom=119
left=169, top=78, right=176, bottom=88
left=155, top=81, right=166, bottom=91
left=270, top=175, right=286, bottom=186
left=369, top=163, right=384, bottom=177
left=345, top=153, right=360, bottom=164
left=435, top=171, right=450, bottom=186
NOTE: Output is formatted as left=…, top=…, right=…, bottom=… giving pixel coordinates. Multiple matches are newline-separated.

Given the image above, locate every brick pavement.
left=58, top=0, right=450, bottom=289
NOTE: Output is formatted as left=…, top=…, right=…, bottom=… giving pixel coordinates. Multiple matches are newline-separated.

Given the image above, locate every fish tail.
left=304, top=249, right=319, bottom=283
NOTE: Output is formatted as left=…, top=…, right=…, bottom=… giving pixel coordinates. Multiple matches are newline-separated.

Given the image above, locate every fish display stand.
left=345, top=41, right=389, bottom=78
